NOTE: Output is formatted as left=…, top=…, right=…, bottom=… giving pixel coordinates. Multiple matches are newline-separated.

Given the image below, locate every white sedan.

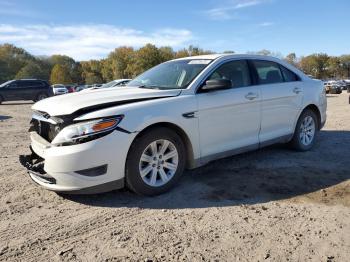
left=51, top=84, right=68, bottom=95
left=21, top=54, right=327, bottom=195
left=81, top=79, right=131, bottom=92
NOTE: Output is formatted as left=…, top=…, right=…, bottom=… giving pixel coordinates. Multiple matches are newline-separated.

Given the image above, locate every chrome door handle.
left=293, top=87, right=302, bottom=94
left=245, top=92, right=258, bottom=100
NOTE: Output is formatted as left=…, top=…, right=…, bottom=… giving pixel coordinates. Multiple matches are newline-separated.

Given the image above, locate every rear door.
left=250, top=60, right=303, bottom=143
left=26, top=80, right=46, bottom=100
left=20, top=80, right=36, bottom=100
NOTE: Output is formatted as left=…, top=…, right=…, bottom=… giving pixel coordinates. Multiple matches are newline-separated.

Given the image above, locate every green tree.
left=285, top=53, right=297, bottom=66
left=187, top=45, right=214, bottom=56
left=81, top=60, right=103, bottom=84
left=131, top=44, right=163, bottom=76
left=175, top=48, right=190, bottom=58
left=48, top=54, right=82, bottom=83
left=107, top=46, right=135, bottom=79
left=100, top=58, right=113, bottom=82
left=159, top=46, right=175, bottom=62
left=300, top=53, right=329, bottom=79
left=339, top=55, right=350, bottom=78
left=50, top=64, right=72, bottom=84
left=0, top=43, right=35, bottom=82
left=15, top=61, right=48, bottom=80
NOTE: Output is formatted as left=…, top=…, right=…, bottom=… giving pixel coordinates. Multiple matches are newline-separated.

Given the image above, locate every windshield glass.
left=101, top=80, right=118, bottom=89
left=127, top=59, right=212, bottom=89
left=0, top=80, right=14, bottom=87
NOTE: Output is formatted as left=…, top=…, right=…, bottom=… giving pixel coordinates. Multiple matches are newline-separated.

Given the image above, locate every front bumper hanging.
left=19, top=149, right=56, bottom=184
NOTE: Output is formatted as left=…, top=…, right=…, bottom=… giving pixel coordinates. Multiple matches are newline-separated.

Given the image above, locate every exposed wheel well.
left=303, top=104, right=321, bottom=129
left=131, top=122, right=196, bottom=169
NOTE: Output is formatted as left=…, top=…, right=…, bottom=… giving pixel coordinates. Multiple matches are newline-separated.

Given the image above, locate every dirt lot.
left=0, top=93, right=349, bottom=262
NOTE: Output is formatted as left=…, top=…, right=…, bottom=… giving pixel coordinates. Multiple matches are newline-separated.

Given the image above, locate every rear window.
left=280, top=66, right=299, bottom=82
left=252, top=60, right=283, bottom=84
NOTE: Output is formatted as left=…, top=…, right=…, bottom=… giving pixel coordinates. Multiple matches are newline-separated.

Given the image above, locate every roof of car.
left=174, top=53, right=285, bottom=62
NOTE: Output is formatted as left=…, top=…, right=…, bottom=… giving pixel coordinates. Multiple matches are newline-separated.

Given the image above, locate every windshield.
left=127, top=59, right=212, bottom=89
left=0, top=80, right=14, bottom=87
left=102, top=80, right=118, bottom=89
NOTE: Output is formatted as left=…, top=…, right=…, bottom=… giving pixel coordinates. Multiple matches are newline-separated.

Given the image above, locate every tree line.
left=0, top=43, right=349, bottom=85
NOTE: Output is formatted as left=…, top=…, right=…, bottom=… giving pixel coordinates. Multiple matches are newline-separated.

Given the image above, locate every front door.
left=196, top=60, right=261, bottom=159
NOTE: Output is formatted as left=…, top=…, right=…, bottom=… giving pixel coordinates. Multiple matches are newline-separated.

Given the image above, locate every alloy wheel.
left=299, top=116, right=316, bottom=146
left=139, top=139, right=179, bottom=187
left=37, top=94, right=47, bottom=101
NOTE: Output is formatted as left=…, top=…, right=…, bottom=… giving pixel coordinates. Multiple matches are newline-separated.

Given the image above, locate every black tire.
left=125, top=127, right=186, bottom=196
left=0, top=95, right=3, bottom=104
left=35, top=93, right=48, bottom=102
left=290, top=109, right=318, bottom=151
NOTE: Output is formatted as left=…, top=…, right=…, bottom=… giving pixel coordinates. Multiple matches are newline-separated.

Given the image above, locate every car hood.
left=32, top=87, right=182, bottom=116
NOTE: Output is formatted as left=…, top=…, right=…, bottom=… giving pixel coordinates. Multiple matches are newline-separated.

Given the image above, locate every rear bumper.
left=20, top=130, right=136, bottom=194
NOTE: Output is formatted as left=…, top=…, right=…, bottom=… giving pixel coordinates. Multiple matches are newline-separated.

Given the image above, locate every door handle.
left=293, top=87, right=302, bottom=94
left=245, top=92, right=258, bottom=100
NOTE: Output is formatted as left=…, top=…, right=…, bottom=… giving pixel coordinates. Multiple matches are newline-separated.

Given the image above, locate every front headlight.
left=51, top=116, right=123, bottom=146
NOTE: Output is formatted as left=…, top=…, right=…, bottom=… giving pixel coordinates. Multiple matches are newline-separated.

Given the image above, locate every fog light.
left=75, top=165, right=108, bottom=177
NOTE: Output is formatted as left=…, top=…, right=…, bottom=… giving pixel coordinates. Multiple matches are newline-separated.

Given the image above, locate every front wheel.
left=125, top=128, right=186, bottom=196
left=290, top=109, right=318, bottom=151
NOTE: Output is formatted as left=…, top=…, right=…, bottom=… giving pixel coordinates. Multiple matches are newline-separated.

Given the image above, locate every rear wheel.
left=35, top=93, right=48, bottom=102
left=125, top=128, right=186, bottom=196
left=290, top=109, right=318, bottom=151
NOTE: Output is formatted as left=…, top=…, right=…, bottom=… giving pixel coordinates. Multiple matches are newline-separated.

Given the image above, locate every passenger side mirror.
left=201, top=79, right=232, bottom=92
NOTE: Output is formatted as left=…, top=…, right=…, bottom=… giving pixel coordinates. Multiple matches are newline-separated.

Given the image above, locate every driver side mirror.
left=201, top=79, right=232, bottom=92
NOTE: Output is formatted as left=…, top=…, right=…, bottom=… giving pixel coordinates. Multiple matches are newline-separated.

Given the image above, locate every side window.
left=8, top=82, right=18, bottom=88
left=253, top=60, right=283, bottom=84
left=27, top=81, right=38, bottom=87
left=22, top=81, right=32, bottom=88
left=207, top=60, right=251, bottom=88
left=280, top=66, right=299, bottom=82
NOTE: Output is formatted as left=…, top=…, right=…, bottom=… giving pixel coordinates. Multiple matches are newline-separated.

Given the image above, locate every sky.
left=0, top=0, right=349, bottom=60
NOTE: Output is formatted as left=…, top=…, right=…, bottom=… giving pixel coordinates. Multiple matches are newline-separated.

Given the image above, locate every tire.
left=0, top=96, right=3, bottom=104
left=125, top=127, right=186, bottom=196
left=290, top=109, right=318, bottom=151
left=35, top=93, right=48, bottom=102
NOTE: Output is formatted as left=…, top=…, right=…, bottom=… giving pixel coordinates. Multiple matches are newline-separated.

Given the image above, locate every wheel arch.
left=129, top=122, right=196, bottom=169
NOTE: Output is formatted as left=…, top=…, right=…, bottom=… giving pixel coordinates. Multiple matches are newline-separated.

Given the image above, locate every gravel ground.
left=0, top=93, right=349, bottom=262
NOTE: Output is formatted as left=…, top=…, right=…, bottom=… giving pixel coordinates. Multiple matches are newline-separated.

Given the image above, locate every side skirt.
left=193, top=134, right=293, bottom=168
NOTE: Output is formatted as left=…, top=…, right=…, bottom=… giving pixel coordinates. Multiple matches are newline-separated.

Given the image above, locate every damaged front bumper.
left=19, top=149, right=56, bottom=185
left=19, top=130, right=133, bottom=194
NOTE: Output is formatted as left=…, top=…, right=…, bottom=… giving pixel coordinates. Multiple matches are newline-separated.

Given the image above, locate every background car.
left=343, top=79, right=350, bottom=92
left=324, top=81, right=342, bottom=94
left=65, top=85, right=76, bottom=93
left=81, top=79, right=131, bottom=92
left=0, top=79, right=53, bottom=104
left=52, top=84, right=68, bottom=95
left=74, top=85, right=90, bottom=92
left=337, top=80, right=347, bottom=90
